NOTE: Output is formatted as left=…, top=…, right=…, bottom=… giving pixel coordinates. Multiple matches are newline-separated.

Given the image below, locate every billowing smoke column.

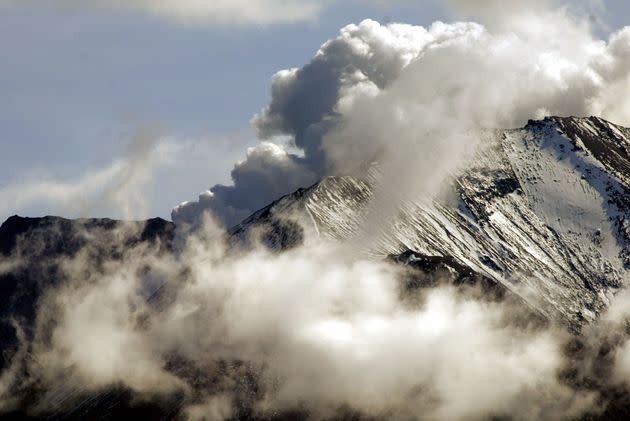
left=172, top=20, right=439, bottom=227
left=173, top=4, right=630, bottom=229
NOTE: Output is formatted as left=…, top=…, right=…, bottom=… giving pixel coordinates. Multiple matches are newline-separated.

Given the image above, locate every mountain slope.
left=0, top=216, right=176, bottom=419
left=0, top=215, right=175, bottom=354
left=1, top=116, right=630, bottom=418
left=233, top=116, right=630, bottom=328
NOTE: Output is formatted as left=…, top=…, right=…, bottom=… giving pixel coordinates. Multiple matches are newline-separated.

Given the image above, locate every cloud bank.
left=174, top=5, right=630, bottom=228
left=0, top=216, right=604, bottom=420
left=7, top=213, right=630, bottom=419
left=0, top=0, right=326, bottom=25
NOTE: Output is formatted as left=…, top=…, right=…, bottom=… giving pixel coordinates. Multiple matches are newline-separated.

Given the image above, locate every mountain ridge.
left=3, top=116, right=630, bottom=330
left=1, top=116, right=630, bottom=419
left=229, top=116, right=630, bottom=328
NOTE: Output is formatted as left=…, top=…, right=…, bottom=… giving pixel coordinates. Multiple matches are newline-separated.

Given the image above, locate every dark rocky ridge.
left=392, top=249, right=506, bottom=299
left=0, top=215, right=175, bottom=257
left=0, top=215, right=175, bottom=336
left=0, top=216, right=175, bottom=420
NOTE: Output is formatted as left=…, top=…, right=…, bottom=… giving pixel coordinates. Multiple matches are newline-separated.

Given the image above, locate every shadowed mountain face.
left=1, top=117, right=630, bottom=419
left=0, top=216, right=175, bottom=420
left=0, top=215, right=175, bottom=350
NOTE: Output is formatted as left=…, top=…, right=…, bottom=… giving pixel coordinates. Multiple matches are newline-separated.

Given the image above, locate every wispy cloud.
left=0, top=129, right=249, bottom=222
left=0, top=0, right=328, bottom=26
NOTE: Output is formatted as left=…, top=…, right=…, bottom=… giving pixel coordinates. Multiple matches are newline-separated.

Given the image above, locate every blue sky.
left=0, top=0, right=627, bottom=222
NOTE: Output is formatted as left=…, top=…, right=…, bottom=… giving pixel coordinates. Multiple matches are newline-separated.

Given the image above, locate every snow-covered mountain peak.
left=233, top=116, right=630, bottom=328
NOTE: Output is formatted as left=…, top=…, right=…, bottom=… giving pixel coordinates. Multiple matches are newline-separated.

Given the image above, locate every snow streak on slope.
left=232, top=117, right=630, bottom=328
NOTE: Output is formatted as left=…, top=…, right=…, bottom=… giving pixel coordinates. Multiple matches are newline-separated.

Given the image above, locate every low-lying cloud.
left=1, top=216, right=612, bottom=420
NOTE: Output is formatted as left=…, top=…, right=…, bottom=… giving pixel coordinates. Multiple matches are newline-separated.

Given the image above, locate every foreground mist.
left=0, top=213, right=630, bottom=420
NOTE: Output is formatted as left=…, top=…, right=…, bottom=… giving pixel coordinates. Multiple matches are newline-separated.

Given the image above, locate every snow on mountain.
left=232, top=116, right=630, bottom=328
left=1, top=116, right=629, bottom=418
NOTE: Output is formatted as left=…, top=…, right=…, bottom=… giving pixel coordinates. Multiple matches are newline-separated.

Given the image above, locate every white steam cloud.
left=175, top=3, right=630, bottom=228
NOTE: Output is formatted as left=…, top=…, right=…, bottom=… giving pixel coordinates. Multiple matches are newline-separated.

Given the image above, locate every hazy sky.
left=0, top=0, right=627, bottom=222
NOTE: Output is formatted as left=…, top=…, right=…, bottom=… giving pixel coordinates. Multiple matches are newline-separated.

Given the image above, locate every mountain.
left=1, top=116, right=630, bottom=418
left=231, top=116, right=630, bottom=329
left=0, top=216, right=175, bottom=419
